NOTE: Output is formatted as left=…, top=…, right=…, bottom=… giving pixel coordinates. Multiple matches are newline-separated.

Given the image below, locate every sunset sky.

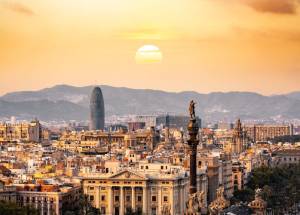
left=1, top=0, right=300, bottom=95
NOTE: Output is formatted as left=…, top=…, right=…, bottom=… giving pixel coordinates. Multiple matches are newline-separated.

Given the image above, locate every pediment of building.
left=109, top=170, right=146, bottom=180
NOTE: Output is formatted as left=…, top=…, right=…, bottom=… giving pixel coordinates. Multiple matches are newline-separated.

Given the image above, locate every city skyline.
left=1, top=0, right=300, bottom=95
left=1, top=1, right=300, bottom=215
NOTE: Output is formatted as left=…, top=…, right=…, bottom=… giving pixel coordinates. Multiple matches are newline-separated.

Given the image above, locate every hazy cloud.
left=231, top=26, right=300, bottom=43
left=243, top=0, right=299, bottom=14
left=118, top=28, right=180, bottom=41
left=1, top=1, right=35, bottom=16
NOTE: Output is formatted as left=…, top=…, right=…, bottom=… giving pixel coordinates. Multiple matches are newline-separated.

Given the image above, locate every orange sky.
left=0, top=0, right=300, bottom=95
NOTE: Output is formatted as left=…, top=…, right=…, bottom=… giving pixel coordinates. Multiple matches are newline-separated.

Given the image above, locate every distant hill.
left=1, top=84, right=300, bottom=121
left=285, top=91, right=300, bottom=101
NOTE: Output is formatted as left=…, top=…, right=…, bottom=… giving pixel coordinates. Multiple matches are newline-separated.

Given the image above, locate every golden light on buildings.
left=135, top=45, right=163, bottom=64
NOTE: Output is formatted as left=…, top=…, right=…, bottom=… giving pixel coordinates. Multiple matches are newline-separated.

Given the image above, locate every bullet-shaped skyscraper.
left=89, top=87, right=105, bottom=130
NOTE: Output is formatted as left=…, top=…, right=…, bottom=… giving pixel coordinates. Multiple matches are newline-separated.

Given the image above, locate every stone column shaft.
left=96, top=186, right=100, bottom=208
left=47, top=200, right=50, bottom=215
left=170, top=187, right=174, bottom=215
left=132, top=187, right=136, bottom=211
left=120, top=187, right=124, bottom=215
left=189, top=143, right=197, bottom=194
left=108, top=187, right=113, bottom=215
left=142, top=187, right=147, bottom=214
left=158, top=186, right=162, bottom=214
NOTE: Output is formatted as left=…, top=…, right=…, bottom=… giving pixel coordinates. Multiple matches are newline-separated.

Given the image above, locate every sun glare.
left=135, top=45, right=163, bottom=64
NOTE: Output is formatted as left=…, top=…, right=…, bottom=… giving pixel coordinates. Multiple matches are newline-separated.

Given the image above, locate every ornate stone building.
left=82, top=164, right=191, bottom=215
left=231, top=119, right=245, bottom=154
left=208, top=186, right=230, bottom=214
left=0, top=120, right=41, bottom=143
left=248, top=188, right=267, bottom=215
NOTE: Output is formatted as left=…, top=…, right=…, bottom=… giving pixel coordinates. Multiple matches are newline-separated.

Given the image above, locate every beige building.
left=0, top=120, right=41, bottom=142
left=0, top=183, right=81, bottom=215
left=219, top=154, right=233, bottom=199
left=82, top=162, right=200, bottom=215
left=57, top=129, right=159, bottom=152
left=197, top=154, right=220, bottom=204
left=232, top=161, right=246, bottom=191
left=244, top=124, right=293, bottom=142
left=271, top=149, right=300, bottom=166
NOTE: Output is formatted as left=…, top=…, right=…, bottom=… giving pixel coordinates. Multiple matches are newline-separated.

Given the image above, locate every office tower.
left=90, top=87, right=105, bottom=130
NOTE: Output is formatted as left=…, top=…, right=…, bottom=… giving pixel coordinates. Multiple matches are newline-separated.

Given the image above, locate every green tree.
left=62, top=194, right=100, bottom=215
left=234, top=163, right=300, bottom=212
left=0, top=200, right=39, bottom=215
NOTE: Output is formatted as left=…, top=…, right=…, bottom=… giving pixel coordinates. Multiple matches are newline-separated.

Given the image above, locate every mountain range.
left=1, top=84, right=300, bottom=122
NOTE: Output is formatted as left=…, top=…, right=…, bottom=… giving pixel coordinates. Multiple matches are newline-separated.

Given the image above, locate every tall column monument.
left=187, top=100, right=199, bottom=194
left=186, top=100, right=205, bottom=215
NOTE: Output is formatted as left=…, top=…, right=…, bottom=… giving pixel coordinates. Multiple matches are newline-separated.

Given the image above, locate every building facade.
left=244, top=124, right=293, bottom=142
left=0, top=120, right=41, bottom=142
left=82, top=165, right=191, bottom=215
left=271, top=149, right=300, bottom=167
left=0, top=183, right=81, bottom=215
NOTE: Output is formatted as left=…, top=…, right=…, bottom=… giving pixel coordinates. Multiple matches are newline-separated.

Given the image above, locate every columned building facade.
left=82, top=169, right=189, bottom=215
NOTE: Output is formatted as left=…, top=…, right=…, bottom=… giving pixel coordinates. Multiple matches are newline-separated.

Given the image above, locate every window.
left=90, top=195, right=94, bottom=201
left=89, top=187, right=94, bottom=190
left=126, top=196, right=130, bottom=202
left=161, top=166, right=164, bottom=170
left=137, top=196, right=142, bottom=202
left=146, top=166, right=149, bottom=169
left=115, top=196, right=119, bottom=202
left=152, top=196, right=156, bottom=202
left=101, top=195, right=105, bottom=201
left=163, top=196, right=168, bottom=202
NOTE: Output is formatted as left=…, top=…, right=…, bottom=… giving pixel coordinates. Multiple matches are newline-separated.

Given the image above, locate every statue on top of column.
left=189, top=100, right=196, bottom=119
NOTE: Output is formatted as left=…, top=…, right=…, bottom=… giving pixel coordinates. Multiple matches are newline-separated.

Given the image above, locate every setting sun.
left=135, top=45, right=163, bottom=64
